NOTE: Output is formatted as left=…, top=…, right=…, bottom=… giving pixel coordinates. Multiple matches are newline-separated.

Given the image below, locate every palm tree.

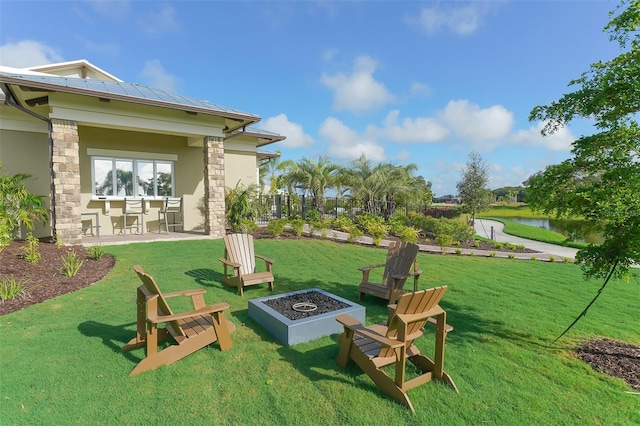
left=279, top=156, right=338, bottom=212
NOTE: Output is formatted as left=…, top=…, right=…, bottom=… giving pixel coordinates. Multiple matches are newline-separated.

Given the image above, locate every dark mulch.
left=575, top=338, right=640, bottom=390
left=262, top=290, right=349, bottom=321
left=0, top=240, right=114, bottom=316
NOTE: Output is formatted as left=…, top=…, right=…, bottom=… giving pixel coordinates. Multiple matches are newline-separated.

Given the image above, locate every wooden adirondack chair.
left=358, top=241, right=422, bottom=303
left=336, top=286, right=458, bottom=413
left=218, top=233, right=275, bottom=296
left=122, top=265, right=235, bottom=376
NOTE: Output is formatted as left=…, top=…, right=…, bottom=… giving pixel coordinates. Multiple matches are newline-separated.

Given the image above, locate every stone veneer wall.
left=203, top=136, right=226, bottom=237
left=51, top=119, right=82, bottom=245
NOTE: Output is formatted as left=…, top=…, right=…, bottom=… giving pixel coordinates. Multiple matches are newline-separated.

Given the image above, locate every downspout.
left=1, top=84, right=57, bottom=241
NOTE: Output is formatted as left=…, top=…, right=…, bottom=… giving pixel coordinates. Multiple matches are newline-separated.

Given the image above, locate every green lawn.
left=1, top=239, right=638, bottom=425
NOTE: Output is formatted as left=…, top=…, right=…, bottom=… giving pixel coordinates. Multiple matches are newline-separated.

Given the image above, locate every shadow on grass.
left=77, top=320, right=146, bottom=366
left=184, top=268, right=224, bottom=288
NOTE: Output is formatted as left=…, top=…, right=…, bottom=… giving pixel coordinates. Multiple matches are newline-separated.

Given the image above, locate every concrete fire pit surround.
left=248, top=288, right=366, bottom=346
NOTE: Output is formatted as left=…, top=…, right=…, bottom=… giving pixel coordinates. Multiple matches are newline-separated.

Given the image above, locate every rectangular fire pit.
left=248, top=288, right=366, bottom=346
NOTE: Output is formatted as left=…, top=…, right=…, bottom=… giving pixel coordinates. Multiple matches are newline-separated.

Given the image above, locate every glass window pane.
left=94, top=159, right=113, bottom=196
left=137, top=161, right=155, bottom=196
left=115, top=160, right=134, bottom=197
left=156, top=162, right=173, bottom=196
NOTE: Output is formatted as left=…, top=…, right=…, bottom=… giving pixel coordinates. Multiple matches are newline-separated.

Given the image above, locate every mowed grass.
left=1, top=238, right=638, bottom=425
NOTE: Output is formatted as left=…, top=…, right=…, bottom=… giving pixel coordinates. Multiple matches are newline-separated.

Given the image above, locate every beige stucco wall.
left=0, top=128, right=52, bottom=238
left=224, top=150, right=258, bottom=190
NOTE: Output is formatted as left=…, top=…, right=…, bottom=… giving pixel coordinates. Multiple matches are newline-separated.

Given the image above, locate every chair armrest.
left=163, top=288, right=206, bottom=298
left=391, top=270, right=423, bottom=280
left=218, top=257, right=241, bottom=268
left=255, top=254, right=275, bottom=265
left=358, top=264, right=385, bottom=272
left=336, top=314, right=404, bottom=349
left=149, top=302, right=231, bottom=323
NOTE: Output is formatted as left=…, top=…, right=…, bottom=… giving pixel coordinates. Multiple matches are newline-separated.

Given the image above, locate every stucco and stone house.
left=0, top=59, right=284, bottom=244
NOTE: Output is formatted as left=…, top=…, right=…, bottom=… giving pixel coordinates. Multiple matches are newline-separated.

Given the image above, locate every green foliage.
left=549, top=256, right=556, bottom=263
left=489, top=251, right=496, bottom=257
left=435, top=234, right=453, bottom=253
left=456, top=152, right=493, bottom=222
left=527, top=1, right=640, bottom=280
left=345, top=223, right=363, bottom=243
left=225, top=182, right=262, bottom=233
left=433, top=217, right=474, bottom=242
left=397, top=226, right=420, bottom=243
left=367, top=222, right=388, bottom=246
left=265, top=219, right=287, bottom=237
left=241, top=219, right=258, bottom=234
left=22, top=233, right=41, bottom=264
left=305, top=209, right=321, bottom=223
left=508, top=253, right=515, bottom=259
left=289, top=218, right=305, bottom=236
left=0, top=275, right=26, bottom=301
left=387, top=214, right=409, bottom=235
left=455, top=248, right=463, bottom=255
left=332, top=214, right=354, bottom=232
left=0, top=165, right=48, bottom=241
left=87, top=245, right=105, bottom=260
left=59, top=251, right=84, bottom=277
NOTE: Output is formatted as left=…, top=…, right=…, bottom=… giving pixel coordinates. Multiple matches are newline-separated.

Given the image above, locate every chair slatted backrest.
left=125, top=198, right=144, bottom=214
left=224, top=233, right=256, bottom=275
left=381, top=241, right=419, bottom=288
left=163, top=197, right=182, bottom=213
left=380, top=286, right=448, bottom=358
left=133, top=265, right=184, bottom=339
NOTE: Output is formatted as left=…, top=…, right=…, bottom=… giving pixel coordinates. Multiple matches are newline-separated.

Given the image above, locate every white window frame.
left=89, top=149, right=177, bottom=200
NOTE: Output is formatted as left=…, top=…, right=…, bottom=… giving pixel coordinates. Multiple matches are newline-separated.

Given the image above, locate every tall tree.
left=528, top=0, right=640, bottom=342
left=456, top=152, right=493, bottom=225
left=280, top=156, right=338, bottom=211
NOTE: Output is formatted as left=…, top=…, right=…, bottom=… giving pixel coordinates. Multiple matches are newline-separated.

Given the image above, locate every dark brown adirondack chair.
left=336, top=286, right=458, bottom=413
left=218, top=233, right=275, bottom=296
left=122, top=265, right=235, bottom=376
left=358, top=241, right=422, bottom=303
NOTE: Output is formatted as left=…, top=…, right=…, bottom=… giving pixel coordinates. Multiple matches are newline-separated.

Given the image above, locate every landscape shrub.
left=59, top=251, right=84, bottom=277
left=87, top=245, right=105, bottom=260
left=397, top=226, right=420, bottom=243
left=22, top=233, right=41, bottom=265
left=289, top=218, right=305, bottom=236
left=265, top=219, right=287, bottom=237
left=333, top=214, right=354, bottom=232
left=435, top=234, right=453, bottom=253
left=0, top=276, right=26, bottom=301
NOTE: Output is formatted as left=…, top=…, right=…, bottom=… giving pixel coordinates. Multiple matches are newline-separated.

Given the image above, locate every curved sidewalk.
left=473, top=219, right=579, bottom=260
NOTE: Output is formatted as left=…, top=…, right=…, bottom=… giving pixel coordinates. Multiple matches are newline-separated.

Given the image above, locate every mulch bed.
left=0, top=240, right=114, bottom=316
left=575, top=338, right=640, bottom=390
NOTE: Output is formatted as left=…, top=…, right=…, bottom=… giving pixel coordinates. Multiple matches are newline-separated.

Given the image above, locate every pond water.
left=503, top=217, right=603, bottom=244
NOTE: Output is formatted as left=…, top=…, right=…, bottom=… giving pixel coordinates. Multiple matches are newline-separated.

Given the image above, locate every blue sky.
left=0, top=0, right=621, bottom=196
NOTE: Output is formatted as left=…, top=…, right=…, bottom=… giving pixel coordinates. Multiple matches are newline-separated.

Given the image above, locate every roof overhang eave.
left=0, top=76, right=261, bottom=127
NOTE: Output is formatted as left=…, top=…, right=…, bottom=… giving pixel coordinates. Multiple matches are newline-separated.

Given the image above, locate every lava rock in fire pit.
left=262, top=290, right=349, bottom=321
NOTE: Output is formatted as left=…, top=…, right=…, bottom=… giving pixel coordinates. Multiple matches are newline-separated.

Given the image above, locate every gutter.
left=1, top=83, right=57, bottom=241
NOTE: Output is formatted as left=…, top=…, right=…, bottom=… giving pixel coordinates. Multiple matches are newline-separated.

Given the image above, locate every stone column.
left=203, top=136, right=225, bottom=237
left=50, top=119, right=82, bottom=245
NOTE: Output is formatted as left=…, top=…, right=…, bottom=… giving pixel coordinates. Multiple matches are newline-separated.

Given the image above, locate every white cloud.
left=261, top=114, right=314, bottom=148
left=371, top=110, right=449, bottom=143
left=441, top=100, right=514, bottom=144
left=139, top=60, right=181, bottom=92
left=320, top=55, right=395, bottom=114
left=415, top=3, right=485, bottom=35
left=92, top=0, right=130, bottom=21
left=139, top=3, right=181, bottom=34
left=410, top=82, right=431, bottom=97
left=512, top=121, right=575, bottom=152
left=0, top=40, right=64, bottom=68
left=319, top=117, right=385, bottom=161
left=322, top=48, right=338, bottom=62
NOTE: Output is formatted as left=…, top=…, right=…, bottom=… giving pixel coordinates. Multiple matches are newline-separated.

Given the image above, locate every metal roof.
left=0, top=71, right=260, bottom=122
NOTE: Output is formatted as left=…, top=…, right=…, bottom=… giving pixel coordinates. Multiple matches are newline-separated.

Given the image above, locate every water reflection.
left=504, top=217, right=603, bottom=244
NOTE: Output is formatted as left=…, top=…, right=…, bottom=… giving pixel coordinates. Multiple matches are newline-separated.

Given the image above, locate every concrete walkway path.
left=473, top=219, right=579, bottom=260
